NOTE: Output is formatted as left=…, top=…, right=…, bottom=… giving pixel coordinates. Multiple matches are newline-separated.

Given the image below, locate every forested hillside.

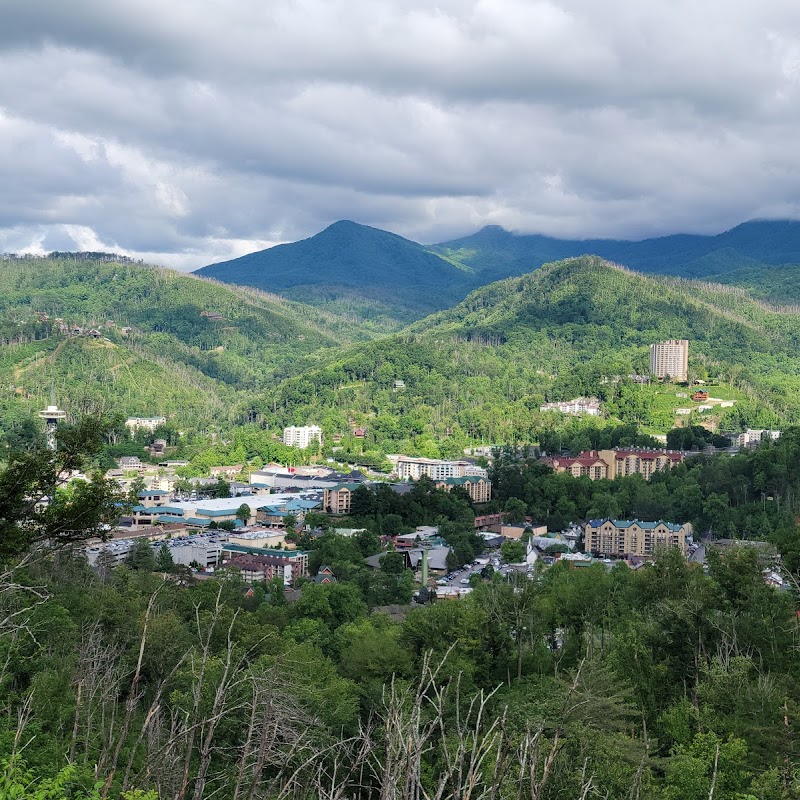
left=259, top=257, right=800, bottom=454
left=708, top=263, right=800, bottom=304
left=0, top=257, right=368, bottom=431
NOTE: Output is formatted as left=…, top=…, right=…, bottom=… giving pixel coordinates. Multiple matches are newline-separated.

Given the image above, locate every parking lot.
left=436, top=551, right=528, bottom=587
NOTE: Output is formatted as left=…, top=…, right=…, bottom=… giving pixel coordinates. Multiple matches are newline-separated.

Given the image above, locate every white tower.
left=38, top=405, right=66, bottom=451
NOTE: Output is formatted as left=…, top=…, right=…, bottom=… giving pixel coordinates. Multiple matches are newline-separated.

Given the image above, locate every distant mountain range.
left=196, top=219, right=800, bottom=326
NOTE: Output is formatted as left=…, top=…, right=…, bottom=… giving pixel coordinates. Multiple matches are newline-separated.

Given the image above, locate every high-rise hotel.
left=649, top=339, right=688, bottom=382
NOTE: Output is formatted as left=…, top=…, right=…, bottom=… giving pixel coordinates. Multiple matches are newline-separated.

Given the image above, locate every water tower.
left=38, top=405, right=66, bottom=451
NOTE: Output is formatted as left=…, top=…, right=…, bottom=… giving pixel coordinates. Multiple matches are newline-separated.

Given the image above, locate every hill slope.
left=260, top=257, right=800, bottom=453
left=0, top=256, right=370, bottom=431
left=196, top=221, right=469, bottom=328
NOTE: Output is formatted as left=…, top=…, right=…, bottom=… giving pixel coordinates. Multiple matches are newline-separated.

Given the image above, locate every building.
left=86, top=532, right=228, bottom=570
left=209, top=465, right=243, bottom=479
left=542, top=448, right=683, bottom=481
left=434, top=476, right=492, bottom=503
left=539, top=397, right=601, bottom=416
left=314, top=565, right=337, bottom=585
left=125, top=417, right=167, bottom=435
left=584, top=519, right=691, bottom=557
left=282, top=425, right=323, bottom=449
left=224, top=552, right=306, bottom=585
left=395, top=456, right=488, bottom=481
left=495, top=524, right=548, bottom=541
left=323, top=483, right=362, bottom=515
left=394, top=526, right=441, bottom=550
left=221, top=544, right=309, bottom=582
left=733, top=429, right=781, bottom=449
left=649, top=339, right=689, bottom=382
left=117, top=456, right=143, bottom=472
left=540, top=451, right=611, bottom=480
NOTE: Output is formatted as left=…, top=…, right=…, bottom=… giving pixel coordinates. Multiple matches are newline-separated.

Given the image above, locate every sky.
left=1, top=0, right=800, bottom=270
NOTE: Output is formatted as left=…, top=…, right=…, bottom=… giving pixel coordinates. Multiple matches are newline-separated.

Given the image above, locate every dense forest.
left=0, top=257, right=370, bottom=433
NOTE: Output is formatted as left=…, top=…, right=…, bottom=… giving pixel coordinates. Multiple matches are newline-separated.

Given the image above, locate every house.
left=149, top=439, right=167, bottom=457
left=692, top=390, right=709, bottom=402
left=315, top=565, right=337, bottom=585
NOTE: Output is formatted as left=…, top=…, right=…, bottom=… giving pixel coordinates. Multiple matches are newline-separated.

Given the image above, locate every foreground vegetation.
left=2, top=418, right=800, bottom=797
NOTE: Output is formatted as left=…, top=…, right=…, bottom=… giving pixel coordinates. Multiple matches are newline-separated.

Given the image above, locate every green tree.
left=501, top=539, right=526, bottom=563
left=155, top=542, right=175, bottom=572
left=503, top=497, right=527, bottom=524
left=0, top=416, right=124, bottom=562
left=124, top=538, right=157, bottom=572
left=207, top=477, right=231, bottom=498
left=236, top=503, right=252, bottom=524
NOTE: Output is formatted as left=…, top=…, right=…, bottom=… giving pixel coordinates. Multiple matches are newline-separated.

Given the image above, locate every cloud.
left=0, top=0, right=800, bottom=268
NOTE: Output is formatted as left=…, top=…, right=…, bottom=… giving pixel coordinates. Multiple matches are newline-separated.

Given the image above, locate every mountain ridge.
left=196, top=218, right=800, bottom=326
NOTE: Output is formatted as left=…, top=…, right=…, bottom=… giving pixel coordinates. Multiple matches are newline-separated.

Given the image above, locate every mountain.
left=431, top=219, right=800, bottom=282
left=0, top=256, right=370, bottom=431
left=195, top=220, right=469, bottom=329
left=197, top=219, right=800, bottom=326
left=262, top=257, right=800, bottom=452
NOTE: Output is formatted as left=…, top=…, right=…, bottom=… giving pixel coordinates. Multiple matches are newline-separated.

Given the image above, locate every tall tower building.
left=38, top=405, right=66, bottom=450
left=649, top=340, right=689, bottom=382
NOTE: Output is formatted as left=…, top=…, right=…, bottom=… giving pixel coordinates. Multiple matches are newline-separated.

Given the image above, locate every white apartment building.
left=649, top=340, right=689, bottom=382
left=282, top=425, right=323, bottom=449
left=396, top=456, right=489, bottom=481
left=125, top=416, right=166, bottom=435
left=539, top=397, right=601, bottom=416
left=734, top=429, right=781, bottom=448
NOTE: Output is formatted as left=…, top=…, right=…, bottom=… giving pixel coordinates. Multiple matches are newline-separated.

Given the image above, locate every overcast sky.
left=1, top=0, right=799, bottom=269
